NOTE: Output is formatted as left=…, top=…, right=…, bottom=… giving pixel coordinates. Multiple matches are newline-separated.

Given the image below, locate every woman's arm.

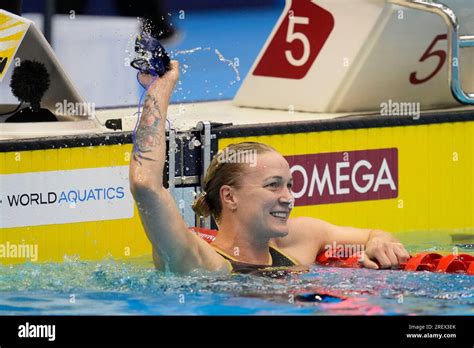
left=129, top=62, right=228, bottom=274
left=319, top=223, right=410, bottom=269
left=283, top=217, right=410, bottom=269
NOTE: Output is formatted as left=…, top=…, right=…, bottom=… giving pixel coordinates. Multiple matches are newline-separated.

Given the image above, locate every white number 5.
left=285, top=16, right=310, bottom=67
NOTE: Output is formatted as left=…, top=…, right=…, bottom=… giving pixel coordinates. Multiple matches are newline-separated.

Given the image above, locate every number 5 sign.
left=253, top=0, right=334, bottom=79
left=236, top=0, right=473, bottom=112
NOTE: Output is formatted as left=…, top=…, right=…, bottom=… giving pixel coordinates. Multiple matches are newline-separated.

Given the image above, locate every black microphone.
left=5, top=60, right=58, bottom=123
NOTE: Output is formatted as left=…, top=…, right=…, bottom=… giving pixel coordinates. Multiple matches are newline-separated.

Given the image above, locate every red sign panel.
left=253, top=0, right=334, bottom=79
left=286, top=148, right=398, bottom=206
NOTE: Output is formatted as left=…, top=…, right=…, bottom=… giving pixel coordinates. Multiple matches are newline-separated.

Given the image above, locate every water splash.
left=0, top=256, right=472, bottom=315
left=172, top=47, right=211, bottom=56
left=213, top=48, right=241, bottom=83
left=170, top=46, right=241, bottom=85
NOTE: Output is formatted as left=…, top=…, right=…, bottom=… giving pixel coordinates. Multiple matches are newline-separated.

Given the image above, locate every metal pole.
left=197, top=121, right=212, bottom=229
left=44, top=0, right=55, bottom=45
left=168, top=129, right=176, bottom=200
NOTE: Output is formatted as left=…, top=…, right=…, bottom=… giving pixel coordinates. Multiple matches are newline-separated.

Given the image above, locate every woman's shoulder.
left=287, top=216, right=334, bottom=233
left=273, top=217, right=330, bottom=250
left=270, top=217, right=329, bottom=265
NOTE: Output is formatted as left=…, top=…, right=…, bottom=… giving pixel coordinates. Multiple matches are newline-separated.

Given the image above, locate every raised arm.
left=129, top=61, right=228, bottom=274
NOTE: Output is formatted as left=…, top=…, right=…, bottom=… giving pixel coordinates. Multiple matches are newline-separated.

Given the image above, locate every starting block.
left=234, top=0, right=474, bottom=113
left=0, top=10, right=89, bottom=117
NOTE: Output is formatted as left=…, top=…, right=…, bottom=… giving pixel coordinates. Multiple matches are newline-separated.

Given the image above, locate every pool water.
left=0, top=243, right=472, bottom=315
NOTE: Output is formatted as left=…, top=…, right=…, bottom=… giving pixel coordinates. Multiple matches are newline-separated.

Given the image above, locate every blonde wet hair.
left=192, top=142, right=277, bottom=223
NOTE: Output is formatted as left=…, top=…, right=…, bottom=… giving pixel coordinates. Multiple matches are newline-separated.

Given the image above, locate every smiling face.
left=231, top=151, right=294, bottom=240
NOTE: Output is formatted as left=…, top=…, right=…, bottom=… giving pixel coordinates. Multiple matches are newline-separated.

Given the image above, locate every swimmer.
left=130, top=61, right=410, bottom=274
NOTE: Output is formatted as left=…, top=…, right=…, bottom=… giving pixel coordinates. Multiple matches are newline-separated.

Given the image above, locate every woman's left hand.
left=359, top=238, right=410, bottom=269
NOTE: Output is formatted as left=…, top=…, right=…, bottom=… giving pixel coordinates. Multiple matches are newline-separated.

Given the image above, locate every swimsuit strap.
left=213, top=245, right=297, bottom=274
left=268, top=246, right=299, bottom=267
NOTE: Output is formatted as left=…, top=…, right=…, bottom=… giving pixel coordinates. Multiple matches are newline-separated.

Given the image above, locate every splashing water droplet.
left=214, top=48, right=241, bottom=83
